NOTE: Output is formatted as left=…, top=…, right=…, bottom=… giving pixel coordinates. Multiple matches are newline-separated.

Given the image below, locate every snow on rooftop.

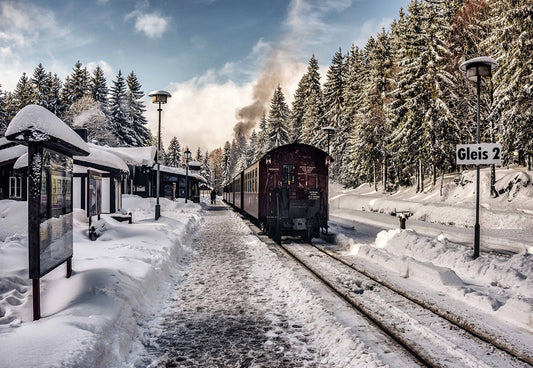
left=0, top=145, right=27, bottom=165
left=100, top=146, right=156, bottom=167
left=77, top=144, right=129, bottom=173
left=5, top=105, right=90, bottom=155
left=13, top=144, right=129, bottom=173
left=156, top=164, right=207, bottom=183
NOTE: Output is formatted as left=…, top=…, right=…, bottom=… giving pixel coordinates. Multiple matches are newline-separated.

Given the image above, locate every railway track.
left=244, top=217, right=532, bottom=368
left=279, top=240, right=532, bottom=368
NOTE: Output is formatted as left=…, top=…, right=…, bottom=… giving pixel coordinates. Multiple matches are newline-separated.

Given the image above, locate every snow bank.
left=338, top=229, right=533, bottom=331
left=0, top=196, right=203, bottom=368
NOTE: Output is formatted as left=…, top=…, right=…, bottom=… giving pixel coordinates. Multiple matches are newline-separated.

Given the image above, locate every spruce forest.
left=217, top=0, right=532, bottom=193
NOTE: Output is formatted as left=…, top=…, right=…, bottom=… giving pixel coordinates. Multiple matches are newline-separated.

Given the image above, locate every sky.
left=0, top=0, right=410, bottom=153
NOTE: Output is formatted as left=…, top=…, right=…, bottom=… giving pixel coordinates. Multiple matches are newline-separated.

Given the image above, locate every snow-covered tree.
left=166, top=137, right=182, bottom=167
left=126, top=71, right=152, bottom=146
left=323, top=48, right=346, bottom=179
left=13, top=73, right=33, bottom=112
left=223, top=141, right=231, bottom=183
left=91, top=66, right=109, bottom=107
left=289, top=74, right=308, bottom=143
left=48, top=73, right=65, bottom=117
left=266, top=86, right=290, bottom=149
left=109, top=70, right=135, bottom=146
left=201, top=150, right=212, bottom=184
left=300, top=55, right=325, bottom=145
left=0, top=85, right=6, bottom=136
left=31, top=63, right=51, bottom=110
left=485, top=0, right=533, bottom=166
left=255, top=113, right=269, bottom=159
left=65, top=96, right=118, bottom=146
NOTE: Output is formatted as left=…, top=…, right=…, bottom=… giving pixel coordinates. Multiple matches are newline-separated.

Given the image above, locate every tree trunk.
left=432, top=164, right=437, bottom=186
left=490, top=164, right=497, bottom=197
left=419, top=159, right=424, bottom=192
left=382, top=157, right=388, bottom=190
left=373, top=161, right=377, bottom=191
left=440, top=169, right=445, bottom=196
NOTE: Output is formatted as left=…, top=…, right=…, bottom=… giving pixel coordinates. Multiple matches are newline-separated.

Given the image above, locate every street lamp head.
left=184, top=147, right=191, bottom=162
left=459, top=57, right=498, bottom=82
left=148, top=90, right=172, bottom=104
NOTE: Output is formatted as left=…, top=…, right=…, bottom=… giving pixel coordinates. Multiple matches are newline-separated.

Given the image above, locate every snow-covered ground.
left=329, top=167, right=533, bottom=337
left=0, top=196, right=202, bottom=367
left=0, top=166, right=531, bottom=367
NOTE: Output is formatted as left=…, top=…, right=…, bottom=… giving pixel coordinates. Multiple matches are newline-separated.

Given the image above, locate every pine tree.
left=266, top=86, right=290, bottom=149
left=48, top=73, right=64, bottom=117
left=289, top=74, right=308, bottom=143
left=109, top=70, right=134, bottom=146
left=69, top=61, right=90, bottom=106
left=202, top=150, right=212, bottom=184
left=166, top=137, right=182, bottom=167
left=223, top=141, right=232, bottom=183
left=91, top=66, right=109, bottom=107
left=31, top=63, right=51, bottom=110
left=247, top=130, right=258, bottom=165
left=13, top=73, right=34, bottom=112
left=323, top=48, right=346, bottom=179
left=300, top=55, right=325, bottom=145
left=126, top=71, right=152, bottom=146
left=255, top=113, right=269, bottom=159
left=0, top=85, right=6, bottom=136
left=195, top=147, right=204, bottom=163
left=4, top=92, right=17, bottom=124
left=485, top=0, right=533, bottom=166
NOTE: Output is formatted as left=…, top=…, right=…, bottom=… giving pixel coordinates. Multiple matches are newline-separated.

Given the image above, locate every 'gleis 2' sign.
left=456, top=143, right=502, bottom=165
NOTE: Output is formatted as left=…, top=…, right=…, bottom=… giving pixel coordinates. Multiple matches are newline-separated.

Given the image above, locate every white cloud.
left=146, top=78, right=254, bottom=152
left=86, top=60, right=115, bottom=81
left=0, top=1, right=85, bottom=91
left=134, top=13, right=169, bottom=38
left=352, top=17, right=394, bottom=47
left=125, top=2, right=171, bottom=39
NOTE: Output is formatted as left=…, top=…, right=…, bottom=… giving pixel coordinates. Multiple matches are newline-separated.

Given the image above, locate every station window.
left=9, top=176, right=22, bottom=199
left=282, top=165, right=295, bottom=185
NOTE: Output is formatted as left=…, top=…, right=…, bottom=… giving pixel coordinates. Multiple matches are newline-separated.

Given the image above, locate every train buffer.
left=391, top=209, right=413, bottom=229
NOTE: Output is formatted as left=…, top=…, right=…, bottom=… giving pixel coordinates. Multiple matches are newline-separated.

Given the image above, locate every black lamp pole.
left=460, top=57, right=497, bottom=259
left=148, top=90, right=171, bottom=220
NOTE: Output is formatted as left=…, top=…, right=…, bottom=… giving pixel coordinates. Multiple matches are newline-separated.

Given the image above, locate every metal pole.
left=185, top=163, right=189, bottom=203
left=32, top=278, right=40, bottom=320
left=155, top=102, right=161, bottom=220
left=474, top=75, right=481, bottom=259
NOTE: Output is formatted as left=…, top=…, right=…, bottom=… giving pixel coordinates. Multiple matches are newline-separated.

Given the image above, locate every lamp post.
left=148, top=90, right=171, bottom=220
left=184, top=147, right=191, bottom=203
left=321, top=126, right=336, bottom=155
left=459, top=56, right=498, bottom=259
left=321, top=126, right=335, bottom=235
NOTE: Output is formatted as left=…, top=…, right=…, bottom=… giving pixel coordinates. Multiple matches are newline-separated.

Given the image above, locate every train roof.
left=261, top=143, right=331, bottom=160
left=229, top=143, right=332, bottom=182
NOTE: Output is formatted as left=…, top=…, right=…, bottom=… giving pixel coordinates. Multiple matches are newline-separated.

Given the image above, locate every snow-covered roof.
left=5, top=105, right=90, bottom=156
left=99, top=146, right=156, bottom=167
left=14, top=144, right=129, bottom=173
left=75, top=144, right=129, bottom=173
left=155, top=165, right=207, bottom=183
left=13, top=154, right=27, bottom=170
left=0, top=144, right=27, bottom=165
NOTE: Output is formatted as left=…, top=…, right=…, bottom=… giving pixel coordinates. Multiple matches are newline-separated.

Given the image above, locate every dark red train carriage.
left=224, top=143, right=330, bottom=242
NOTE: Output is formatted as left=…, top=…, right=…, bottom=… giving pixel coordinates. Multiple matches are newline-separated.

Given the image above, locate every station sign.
left=456, top=143, right=502, bottom=165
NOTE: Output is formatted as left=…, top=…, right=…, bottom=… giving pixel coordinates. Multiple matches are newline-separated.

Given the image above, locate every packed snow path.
left=128, top=202, right=425, bottom=367
left=133, top=204, right=319, bottom=367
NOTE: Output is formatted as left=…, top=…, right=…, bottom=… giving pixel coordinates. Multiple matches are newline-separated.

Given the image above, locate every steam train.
left=223, top=143, right=331, bottom=243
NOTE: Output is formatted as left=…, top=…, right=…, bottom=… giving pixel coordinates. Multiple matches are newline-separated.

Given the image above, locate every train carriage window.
left=282, top=165, right=295, bottom=185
